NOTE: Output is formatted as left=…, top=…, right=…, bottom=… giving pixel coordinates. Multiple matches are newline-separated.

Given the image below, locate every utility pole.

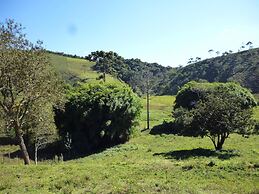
left=146, top=75, right=150, bottom=130
left=145, top=69, right=152, bottom=130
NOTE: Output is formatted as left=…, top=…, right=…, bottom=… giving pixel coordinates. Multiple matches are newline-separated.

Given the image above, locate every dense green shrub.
left=173, top=81, right=257, bottom=150
left=54, top=82, right=141, bottom=155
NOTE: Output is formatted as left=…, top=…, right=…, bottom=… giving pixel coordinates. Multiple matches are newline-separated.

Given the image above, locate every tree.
left=0, top=19, right=62, bottom=164
left=54, top=82, right=142, bottom=156
left=174, top=81, right=257, bottom=150
left=222, top=51, right=229, bottom=56
left=208, top=49, right=214, bottom=56
left=86, top=51, right=119, bottom=82
left=246, top=41, right=253, bottom=49
left=187, top=57, right=194, bottom=64
left=24, top=102, right=58, bottom=165
left=195, top=57, right=201, bottom=62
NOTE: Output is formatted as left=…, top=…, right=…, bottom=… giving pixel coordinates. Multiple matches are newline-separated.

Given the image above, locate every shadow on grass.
left=3, top=141, right=63, bottom=161
left=149, top=121, right=177, bottom=135
left=3, top=141, right=120, bottom=162
left=153, top=148, right=240, bottom=160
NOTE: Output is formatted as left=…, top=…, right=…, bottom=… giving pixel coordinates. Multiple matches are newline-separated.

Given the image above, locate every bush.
left=54, top=82, right=142, bottom=155
left=173, top=81, right=257, bottom=150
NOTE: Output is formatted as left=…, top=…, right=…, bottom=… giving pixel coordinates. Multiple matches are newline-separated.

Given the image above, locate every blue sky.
left=1, top=0, right=259, bottom=67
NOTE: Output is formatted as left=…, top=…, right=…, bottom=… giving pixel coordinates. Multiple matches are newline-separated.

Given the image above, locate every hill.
left=165, top=48, right=259, bottom=94
left=47, top=52, right=120, bottom=85
left=85, top=48, right=259, bottom=95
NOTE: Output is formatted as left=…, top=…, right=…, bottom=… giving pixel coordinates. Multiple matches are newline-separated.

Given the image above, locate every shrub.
left=54, top=82, right=141, bottom=155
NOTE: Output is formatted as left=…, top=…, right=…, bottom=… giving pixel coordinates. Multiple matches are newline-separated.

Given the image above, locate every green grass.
left=254, top=106, right=259, bottom=121
left=0, top=95, right=258, bottom=193
left=0, top=134, right=258, bottom=193
left=140, top=95, right=175, bottom=129
left=49, top=53, right=120, bottom=84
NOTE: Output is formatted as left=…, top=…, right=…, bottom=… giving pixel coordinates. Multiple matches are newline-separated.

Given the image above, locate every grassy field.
left=0, top=134, right=258, bottom=194
left=0, top=95, right=258, bottom=193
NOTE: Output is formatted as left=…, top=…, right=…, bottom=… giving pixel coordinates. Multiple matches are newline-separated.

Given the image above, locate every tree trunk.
left=215, top=143, right=222, bottom=151
left=16, top=129, right=30, bottom=165
left=208, top=134, right=225, bottom=151
left=215, top=134, right=225, bottom=151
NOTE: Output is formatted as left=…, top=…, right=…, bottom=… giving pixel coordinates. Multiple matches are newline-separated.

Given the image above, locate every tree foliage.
left=173, top=81, right=257, bottom=150
left=0, top=19, right=62, bottom=164
left=54, top=82, right=142, bottom=156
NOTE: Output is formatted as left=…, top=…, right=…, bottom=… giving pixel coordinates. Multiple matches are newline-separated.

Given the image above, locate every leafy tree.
left=246, top=41, right=253, bottom=49
left=0, top=19, right=62, bottom=164
left=173, top=81, right=257, bottom=150
left=54, top=82, right=142, bottom=156
left=87, top=51, right=121, bottom=82
left=24, top=101, right=58, bottom=165
left=208, top=49, right=214, bottom=56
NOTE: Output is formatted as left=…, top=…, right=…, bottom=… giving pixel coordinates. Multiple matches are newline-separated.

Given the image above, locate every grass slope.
left=0, top=96, right=259, bottom=193
left=49, top=53, right=119, bottom=84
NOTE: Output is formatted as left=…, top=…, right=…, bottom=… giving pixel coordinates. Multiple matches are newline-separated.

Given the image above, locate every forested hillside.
left=85, top=48, right=259, bottom=95
left=86, top=51, right=175, bottom=95
left=165, top=48, right=259, bottom=94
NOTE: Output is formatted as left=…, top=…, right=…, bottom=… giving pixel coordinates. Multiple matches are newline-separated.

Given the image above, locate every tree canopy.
left=173, top=81, right=257, bottom=150
left=0, top=19, right=62, bottom=164
left=54, top=82, right=142, bottom=156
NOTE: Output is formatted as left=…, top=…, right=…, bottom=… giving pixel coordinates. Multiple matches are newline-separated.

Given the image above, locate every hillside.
left=85, top=48, right=259, bottom=95
left=48, top=52, right=119, bottom=85
left=165, top=48, right=259, bottom=94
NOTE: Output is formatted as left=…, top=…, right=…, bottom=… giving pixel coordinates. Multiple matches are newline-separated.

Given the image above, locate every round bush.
left=54, top=82, right=142, bottom=155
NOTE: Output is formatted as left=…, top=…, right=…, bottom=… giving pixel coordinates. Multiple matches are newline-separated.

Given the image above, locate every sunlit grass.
left=0, top=133, right=258, bottom=193
left=254, top=106, right=259, bottom=121
left=140, top=96, right=175, bottom=129
left=49, top=53, right=121, bottom=84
